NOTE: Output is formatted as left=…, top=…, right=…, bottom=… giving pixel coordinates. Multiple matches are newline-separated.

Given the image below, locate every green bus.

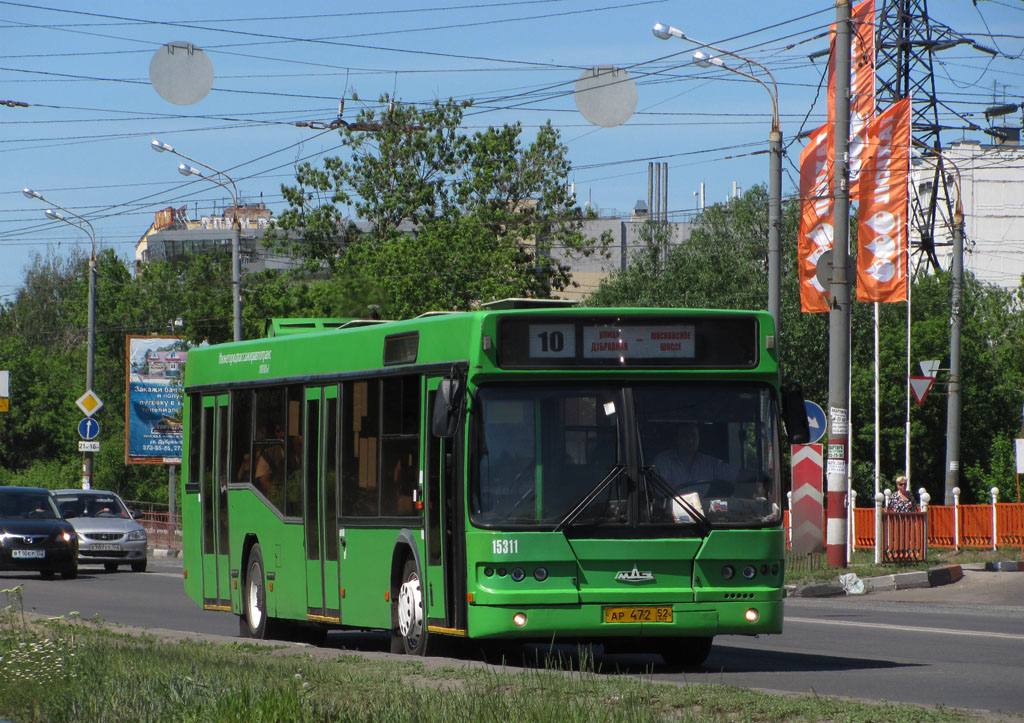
left=181, top=300, right=807, bottom=666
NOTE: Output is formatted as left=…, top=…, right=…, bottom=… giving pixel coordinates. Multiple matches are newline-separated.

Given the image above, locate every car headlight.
left=61, top=531, right=74, bottom=543
left=127, top=529, right=147, bottom=542
left=0, top=532, right=10, bottom=546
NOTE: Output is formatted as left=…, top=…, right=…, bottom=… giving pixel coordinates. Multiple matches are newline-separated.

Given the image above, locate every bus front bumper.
left=464, top=600, right=783, bottom=640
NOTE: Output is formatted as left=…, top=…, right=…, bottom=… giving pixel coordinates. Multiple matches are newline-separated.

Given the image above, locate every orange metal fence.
left=135, top=511, right=183, bottom=551
left=129, top=501, right=1023, bottom=556
left=788, top=502, right=1024, bottom=551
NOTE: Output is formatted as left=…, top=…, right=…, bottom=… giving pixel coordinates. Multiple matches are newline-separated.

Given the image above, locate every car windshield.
left=469, top=382, right=780, bottom=534
left=53, top=493, right=130, bottom=519
left=0, top=491, right=60, bottom=520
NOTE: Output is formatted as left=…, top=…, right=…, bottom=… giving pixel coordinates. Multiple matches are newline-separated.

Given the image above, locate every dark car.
left=0, top=486, right=78, bottom=579
left=52, top=489, right=148, bottom=573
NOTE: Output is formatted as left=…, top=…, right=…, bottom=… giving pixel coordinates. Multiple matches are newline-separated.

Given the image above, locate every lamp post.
left=23, top=188, right=97, bottom=489
left=151, top=140, right=242, bottom=342
left=653, top=23, right=782, bottom=340
left=913, top=143, right=964, bottom=506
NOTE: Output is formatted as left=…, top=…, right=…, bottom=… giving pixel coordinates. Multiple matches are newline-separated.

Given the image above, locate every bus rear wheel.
left=241, top=544, right=269, bottom=639
left=394, top=559, right=429, bottom=655
left=659, top=636, right=713, bottom=668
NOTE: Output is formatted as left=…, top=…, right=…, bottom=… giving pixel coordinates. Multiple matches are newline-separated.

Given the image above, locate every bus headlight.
left=513, top=613, right=528, bottom=627
left=745, top=608, right=760, bottom=623
left=721, top=565, right=735, bottom=580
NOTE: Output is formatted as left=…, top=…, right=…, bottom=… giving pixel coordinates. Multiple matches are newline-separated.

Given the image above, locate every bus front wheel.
left=241, top=544, right=269, bottom=639
left=394, top=558, right=429, bottom=655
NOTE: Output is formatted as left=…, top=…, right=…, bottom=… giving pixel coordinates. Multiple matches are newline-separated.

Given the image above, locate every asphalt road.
left=4, top=557, right=1023, bottom=717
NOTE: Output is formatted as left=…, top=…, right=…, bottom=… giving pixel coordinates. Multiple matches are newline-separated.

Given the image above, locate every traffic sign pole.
left=75, top=391, right=102, bottom=490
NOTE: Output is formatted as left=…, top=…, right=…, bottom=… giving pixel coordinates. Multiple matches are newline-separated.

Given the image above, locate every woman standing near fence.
left=887, top=475, right=917, bottom=512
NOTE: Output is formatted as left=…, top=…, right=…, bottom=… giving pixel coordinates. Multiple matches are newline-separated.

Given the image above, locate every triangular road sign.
left=919, top=359, right=941, bottom=378
left=910, top=376, right=935, bottom=406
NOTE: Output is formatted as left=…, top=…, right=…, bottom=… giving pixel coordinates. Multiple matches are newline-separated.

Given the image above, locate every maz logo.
left=615, top=564, right=655, bottom=583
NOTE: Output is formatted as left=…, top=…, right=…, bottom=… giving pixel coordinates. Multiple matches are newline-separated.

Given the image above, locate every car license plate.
left=90, top=544, right=121, bottom=551
left=12, top=549, right=45, bottom=559
left=604, top=606, right=673, bottom=623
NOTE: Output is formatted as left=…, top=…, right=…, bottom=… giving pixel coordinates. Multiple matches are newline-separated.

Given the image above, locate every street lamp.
left=653, top=23, right=783, bottom=341
left=151, top=139, right=243, bottom=342
left=23, top=188, right=98, bottom=490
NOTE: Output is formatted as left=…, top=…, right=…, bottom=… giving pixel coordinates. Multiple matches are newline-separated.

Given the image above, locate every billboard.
left=153, top=207, right=175, bottom=231
left=125, top=336, right=189, bottom=464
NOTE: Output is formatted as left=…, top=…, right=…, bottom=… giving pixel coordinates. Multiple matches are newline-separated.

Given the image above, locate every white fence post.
left=990, top=486, right=1000, bottom=551
left=919, top=491, right=930, bottom=561
left=874, top=492, right=884, bottom=564
left=952, top=487, right=960, bottom=551
left=849, top=489, right=857, bottom=552
left=786, top=490, right=792, bottom=549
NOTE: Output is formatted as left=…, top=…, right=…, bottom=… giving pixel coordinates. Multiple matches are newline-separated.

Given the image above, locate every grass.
left=0, top=586, right=994, bottom=723
left=784, top=546, right=1024, bottom=586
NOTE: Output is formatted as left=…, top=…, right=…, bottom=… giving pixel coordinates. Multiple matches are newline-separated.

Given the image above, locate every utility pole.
left=944, top=167, right=964, bottom=505
left=826, top=0, right=852, bottom=568
left=768, top=123, right=782, bottom=341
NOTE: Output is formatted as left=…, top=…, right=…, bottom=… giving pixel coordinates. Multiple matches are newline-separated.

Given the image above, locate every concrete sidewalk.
left=788, top=561, right=1023, bottom=599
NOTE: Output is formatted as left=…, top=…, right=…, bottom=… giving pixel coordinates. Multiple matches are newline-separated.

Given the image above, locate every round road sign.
left=78, top=417, right=100, bottom=440
left=804, top=400, right=827, bottom=444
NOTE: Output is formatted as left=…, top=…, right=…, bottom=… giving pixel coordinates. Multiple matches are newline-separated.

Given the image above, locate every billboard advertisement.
left=125, top=336, right=189, bottom=464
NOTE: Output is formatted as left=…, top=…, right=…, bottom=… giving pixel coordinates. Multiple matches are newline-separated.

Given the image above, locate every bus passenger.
left=236, top=452, right=252, bottom=482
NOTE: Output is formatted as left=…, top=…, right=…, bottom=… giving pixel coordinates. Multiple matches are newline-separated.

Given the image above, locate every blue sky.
left=2, top=0, right=1022, bottom=301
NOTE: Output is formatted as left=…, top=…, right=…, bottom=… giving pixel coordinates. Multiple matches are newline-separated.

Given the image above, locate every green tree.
left=587, top=185, right=1024, bottom=506
left=0, top=250, right=223, bottom=500
left=588, top=187, right=773, bottom=311
left=274, top=95, right=603, bottom=318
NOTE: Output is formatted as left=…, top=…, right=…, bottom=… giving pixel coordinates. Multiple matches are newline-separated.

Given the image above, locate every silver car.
left=52, top=489, right=148, bottom=573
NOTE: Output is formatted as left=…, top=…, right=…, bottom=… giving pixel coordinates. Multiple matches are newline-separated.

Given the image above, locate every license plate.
left=90, top=544, right=121, bottom=551
left=604, top=606, right=673, bottom=623
left=12, top=549, right=45, bottom=559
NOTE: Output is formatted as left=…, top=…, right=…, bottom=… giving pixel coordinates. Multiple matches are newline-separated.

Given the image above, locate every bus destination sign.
left=499, top=316, right=757, bottom=369
left=526, top=323, right=694, bottom=360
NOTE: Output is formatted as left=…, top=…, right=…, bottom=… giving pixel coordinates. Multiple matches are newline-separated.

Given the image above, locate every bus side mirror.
left=432, top=378, right=464, bottom=438
left=782, top=383, right=810, bottom=444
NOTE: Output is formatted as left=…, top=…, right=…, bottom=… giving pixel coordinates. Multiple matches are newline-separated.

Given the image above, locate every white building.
left=916, top=137, right=1024, bottom=289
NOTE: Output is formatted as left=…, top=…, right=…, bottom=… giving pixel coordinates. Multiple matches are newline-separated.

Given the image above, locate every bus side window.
left=381, top=375, right=420, bottom=517
left=253, top=387, right=287, bottom=513
left=232, top=389, right=253, bottom=484
left=342, top=379, right=380, bottom=517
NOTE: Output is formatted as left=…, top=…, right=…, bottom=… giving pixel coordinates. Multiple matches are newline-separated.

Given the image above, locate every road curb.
left=150, top=547, right=180, bottom=558
left=789, top=563, right=966, bottom=597
left=984, top=560, right=1022, bottom=572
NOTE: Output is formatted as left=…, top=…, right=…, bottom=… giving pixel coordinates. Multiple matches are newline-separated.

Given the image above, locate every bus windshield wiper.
left=553, top=464, right=626, bottom=533
left=641, top=466, right=711, bottom=534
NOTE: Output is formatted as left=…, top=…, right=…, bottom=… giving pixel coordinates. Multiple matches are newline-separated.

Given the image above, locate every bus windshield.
left=470, top=382, right=780, bottom=532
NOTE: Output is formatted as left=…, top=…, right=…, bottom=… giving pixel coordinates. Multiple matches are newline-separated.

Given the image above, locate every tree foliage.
left=589, top=185, right=1024, bottom=504
left=274, top=95, right=604, bottom=318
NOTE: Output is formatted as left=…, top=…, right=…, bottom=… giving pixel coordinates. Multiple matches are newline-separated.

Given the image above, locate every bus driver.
left=653, top=422, right=745, bottom=491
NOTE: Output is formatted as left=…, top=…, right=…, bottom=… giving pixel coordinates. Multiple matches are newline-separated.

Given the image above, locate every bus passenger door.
left=424, top=377, right=465, bottom=634
left=305, top=385, right=341, bottom=622
left=201, top=394, right=231, bottom=610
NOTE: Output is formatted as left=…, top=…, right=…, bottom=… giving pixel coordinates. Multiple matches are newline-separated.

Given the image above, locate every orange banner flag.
left=827, top=0, right=876, bottom=195
left=857, top=97, right=911, bottom=303
left=798, top=123, right=834, bottom=313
